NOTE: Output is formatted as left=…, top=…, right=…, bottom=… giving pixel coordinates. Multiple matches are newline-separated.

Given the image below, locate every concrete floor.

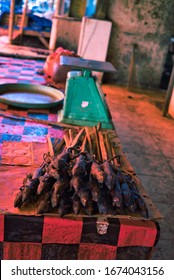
left=103, top=84, right=174, bottom=260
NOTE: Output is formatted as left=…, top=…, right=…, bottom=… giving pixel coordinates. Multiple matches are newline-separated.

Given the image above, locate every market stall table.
left=0, top=103, right=162, bottom=260
left=0, top=55, right=162, bottom=259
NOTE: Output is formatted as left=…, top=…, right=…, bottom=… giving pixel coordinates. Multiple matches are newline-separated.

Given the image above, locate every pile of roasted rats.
left=14, top=127, right=148, bottom=218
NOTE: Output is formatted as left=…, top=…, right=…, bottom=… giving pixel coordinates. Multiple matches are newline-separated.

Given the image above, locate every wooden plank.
left=77, top=17, right=112, bottom=83
left=37, top=33, right=49, bottom=49
left=49, top=0, right=66, bottom=51
left=1, top=142, right=33, bottom=166
left=0, top=142, right=49, bottom=215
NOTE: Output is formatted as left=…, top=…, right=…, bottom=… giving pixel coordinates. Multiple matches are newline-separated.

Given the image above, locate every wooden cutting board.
left=0, top=141, right=50, bottom=215
left=1, top=142, right=33, bottom=166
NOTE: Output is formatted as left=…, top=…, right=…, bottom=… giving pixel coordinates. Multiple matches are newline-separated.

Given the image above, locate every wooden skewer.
left=68, top=128, right=76, bottom=146
left=69, top=127, right=85, bottom=149
left=98, top=131, right=108, bottom=162
left=111, top=146, right=120, bottom=168
left=85, top=126, right=93, bottom=156
left=81, top=135, right=87, bottom=153
left=53, top=138, right=65, bottom=154
left=103, top=133, right=113, bottom=160
left=63, top=130, right=71, bottom=148
left=93, top=126, right=102, bottom=163
left=46, top=134, right=54, bottom=157
left=122, top=168, right=137, bottom=180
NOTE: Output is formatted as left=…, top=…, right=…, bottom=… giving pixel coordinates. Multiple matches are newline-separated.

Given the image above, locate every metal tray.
left=0, top=83, right=64, bottom=108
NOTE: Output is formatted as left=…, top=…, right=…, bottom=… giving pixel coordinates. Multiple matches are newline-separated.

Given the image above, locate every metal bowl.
left=0, top=83, right=64, bottom=108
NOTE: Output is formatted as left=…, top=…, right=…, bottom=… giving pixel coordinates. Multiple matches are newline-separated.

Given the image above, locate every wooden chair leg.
left=8, top=0, right=15, bottom=44
left=19, top=0, right=28, bottom=44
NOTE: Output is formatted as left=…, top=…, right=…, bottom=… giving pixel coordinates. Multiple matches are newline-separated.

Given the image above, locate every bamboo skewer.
left=53, top=138, right=65, bottom=154
left=12, top=124, right=162, bottom=219
left=98, top=131, right=108, bottom=161
left=85, top=126, right=93, bottom=156
left=46, top=134, right=54, bottom=157
left=68, top=128, right=76, bottom=145
left=81, top=135, right=87, bottom=153
left=63, top=130, right=71, bottom=148
left=111, top=147, right=120, bottom=168
left=104, top=133, right=113, bottom=160
left=93, top=126, right=102, bottom=162
left=69, top=127, right=85, bottom=149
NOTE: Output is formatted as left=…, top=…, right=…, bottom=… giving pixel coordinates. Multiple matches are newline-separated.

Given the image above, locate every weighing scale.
left=58, top=56, right=117, bottom=129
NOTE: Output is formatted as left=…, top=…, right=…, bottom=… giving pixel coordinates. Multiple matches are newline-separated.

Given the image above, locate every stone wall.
left=105, top=0, right=174, bottom=89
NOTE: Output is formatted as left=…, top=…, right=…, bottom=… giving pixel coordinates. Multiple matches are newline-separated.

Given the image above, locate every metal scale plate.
left=58, top=56, right=117, bottom=129
left=60, top=56, right=117, bottom=73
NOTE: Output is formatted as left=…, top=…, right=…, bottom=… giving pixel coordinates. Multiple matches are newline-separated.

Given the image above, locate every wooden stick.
left=49, top=0, right=63, bottom=51
left=46, top=134, right=54, bottom=157
left=63, top=130, right=71, bottom=148
left=81, top=135, right=87, bottom=153
left=93, top=126, right=102, bottom=162
left=53, top=138, right=65, bottom=154
left=69, top=127, right=85, bottom=149
left=37, top=32, right=49, bottom=49
left=8, top=0, right=15, bottom=44
left=85, top=126, right=93, bottom=156
left=68, top=128, right=76, bottom=145
left=111, top=146, right=120, bottom=168
left=104, top=132, right=116, bottom=161
left=19, top=0, right=28, bottom=44
left=121, top=168, right=138, bottom=182
left=98, top=131, right=108, bottom=161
